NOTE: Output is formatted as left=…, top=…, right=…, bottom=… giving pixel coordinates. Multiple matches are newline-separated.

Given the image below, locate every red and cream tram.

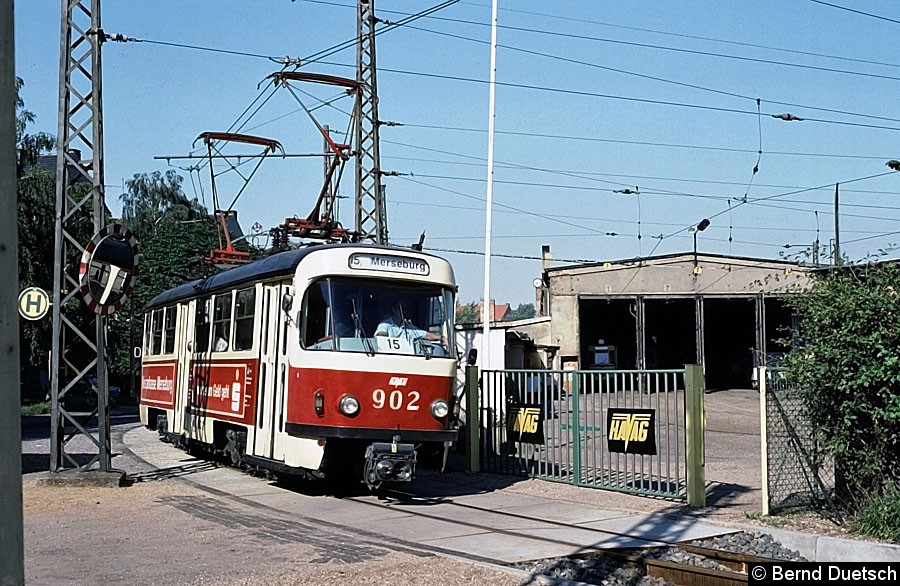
left=139, top=243, right=458, bottom=487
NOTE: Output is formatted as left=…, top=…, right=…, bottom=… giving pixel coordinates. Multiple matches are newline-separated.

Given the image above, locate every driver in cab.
left=375, top=300, right=442, bottom=343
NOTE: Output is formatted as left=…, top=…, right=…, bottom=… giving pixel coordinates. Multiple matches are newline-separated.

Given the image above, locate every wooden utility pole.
left=1, top=0, right=25, bottom=581
left=834, top=183, right=841, bottom=266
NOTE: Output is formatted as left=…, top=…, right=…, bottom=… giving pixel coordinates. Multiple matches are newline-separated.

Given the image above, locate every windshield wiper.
left=351, top=299, right=376, bottom=357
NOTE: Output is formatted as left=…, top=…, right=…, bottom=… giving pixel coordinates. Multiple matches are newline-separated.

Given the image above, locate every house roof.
left=545, top=251, right=820, bottom=274
left=456, top=316, right=550, bottom=331
left=21, top=150, right=90, bottom=183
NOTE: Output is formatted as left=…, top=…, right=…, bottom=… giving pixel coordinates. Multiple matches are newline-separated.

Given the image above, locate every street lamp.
left=692, top=218, right=710, bottom=274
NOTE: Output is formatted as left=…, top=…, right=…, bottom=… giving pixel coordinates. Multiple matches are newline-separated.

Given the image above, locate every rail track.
left=582, top=545, right=767, bottom=586
left=129, top=430, right=793, bottom=586
left=340, top=485, right=782, bottom=586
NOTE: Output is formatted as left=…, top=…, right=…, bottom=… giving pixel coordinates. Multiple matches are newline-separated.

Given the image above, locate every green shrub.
left=21, top=401, right=50, bottom=416
left=850, top=481, right=900, bottom=543
left=782, top=262, right=900, bottom=497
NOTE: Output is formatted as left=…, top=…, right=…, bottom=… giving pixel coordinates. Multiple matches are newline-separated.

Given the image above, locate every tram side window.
left=143, top=315, right=151, bottom=356
left=301, top=282, right=329, bottom=349
left=213, top=293, right=233, bottom=352
left=426, top=298, right=443, bottom=330
left=163, top=307, right=177, bottom=354
left=195, top=298, right=212, bottom=353
left=151, top=309, right=164, bottom=355
left=234, top=287, right=256, bottom=351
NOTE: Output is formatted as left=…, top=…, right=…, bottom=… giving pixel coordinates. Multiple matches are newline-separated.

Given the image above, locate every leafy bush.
left=783, top=262, right=900, bottom=499
left=850, top=481, right=900, bottom=543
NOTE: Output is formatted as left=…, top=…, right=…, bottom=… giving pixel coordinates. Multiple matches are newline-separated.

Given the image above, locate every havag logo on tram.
left=606, top=409, right=657, bottom=455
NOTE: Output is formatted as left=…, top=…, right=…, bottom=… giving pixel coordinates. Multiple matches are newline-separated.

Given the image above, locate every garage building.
left=538, top=250, right=813, bottom=390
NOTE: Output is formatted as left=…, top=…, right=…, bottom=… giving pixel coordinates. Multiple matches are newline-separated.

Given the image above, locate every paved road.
left=21, top=392, right=898, bottom=586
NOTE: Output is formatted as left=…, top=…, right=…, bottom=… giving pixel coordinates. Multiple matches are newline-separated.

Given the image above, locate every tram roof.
left=146, top=243, right=450, bottom=308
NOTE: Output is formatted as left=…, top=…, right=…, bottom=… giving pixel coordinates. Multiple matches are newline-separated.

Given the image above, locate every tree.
left=108, top=171, right=219, bottom=390
left=17, top=171, right=55, bottom=398
left=505, top=303, right=535, bottom=321
left=105, top=218, right=220, bottom=391
left=456, top=303, right=479, bottom=325
left=119, top=170, right=208, bottom=241
left=15, top=77, right=59, bottom=295
left=15, top=77, right=54, bottom=175
left=782, top=262, right=900, bottom=503
left=16, top=78, right=57, bottom=400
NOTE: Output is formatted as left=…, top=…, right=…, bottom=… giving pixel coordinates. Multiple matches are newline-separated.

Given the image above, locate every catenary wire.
left=383, top=152, right=900, bottom=199
left=403, top=23, right=900, bottom=126
left=303, top=0, right=900, bottom=73
left=808, top=0, right=900, bottom=26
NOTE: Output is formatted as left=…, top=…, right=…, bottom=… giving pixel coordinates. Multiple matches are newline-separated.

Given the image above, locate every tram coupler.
left=363, top=435, right=417, bottom=490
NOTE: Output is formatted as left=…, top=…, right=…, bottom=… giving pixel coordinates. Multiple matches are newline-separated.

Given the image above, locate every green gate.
left=473, top=366, right=706, bottom=503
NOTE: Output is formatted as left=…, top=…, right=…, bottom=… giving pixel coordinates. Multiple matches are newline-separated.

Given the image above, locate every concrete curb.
left=33, top=469, right=127, bottom=488
left=751, top=526, right=900, bottom=562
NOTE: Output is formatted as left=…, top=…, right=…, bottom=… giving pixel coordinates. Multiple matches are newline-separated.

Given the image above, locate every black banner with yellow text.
left=506, top=404, right=545, bottom=445
left=606, top=408, right=657, bottom=455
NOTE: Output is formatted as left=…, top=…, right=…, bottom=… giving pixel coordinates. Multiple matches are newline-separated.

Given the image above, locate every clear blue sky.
left=15, top=1, right=900, bottom=306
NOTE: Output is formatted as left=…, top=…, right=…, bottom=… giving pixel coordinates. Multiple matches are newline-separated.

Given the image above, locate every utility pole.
left=833, top=183, right=841, bottom=266
left=354, top=0, right=387, bottom=244
left=51, top=0, right=114, bottom=474
left=1, top=0, right=25, bottom=582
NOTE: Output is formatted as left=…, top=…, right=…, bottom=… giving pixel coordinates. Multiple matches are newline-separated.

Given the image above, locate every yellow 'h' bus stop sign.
left=18, top=287, right=50, bottom=321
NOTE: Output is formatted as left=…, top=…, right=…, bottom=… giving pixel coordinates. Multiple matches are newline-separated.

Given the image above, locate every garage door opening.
left=703, top=298, right=756, bottom=390
left=579, top=299, right=636, bottom=369
left=644, top=298, right=697, bottom=370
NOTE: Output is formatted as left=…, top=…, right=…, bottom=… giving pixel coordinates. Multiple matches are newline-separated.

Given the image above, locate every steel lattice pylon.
left=354, top=0, right=387, bottom=244
left=50, top=0, right=112, bottom=473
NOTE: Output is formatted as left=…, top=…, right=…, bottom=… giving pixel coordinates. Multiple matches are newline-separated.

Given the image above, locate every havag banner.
left=506, top=404, right=544, bottom=444
left=606, top=408, right=657, bottom=455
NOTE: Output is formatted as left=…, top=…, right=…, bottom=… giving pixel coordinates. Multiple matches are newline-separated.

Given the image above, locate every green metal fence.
left=478, top=367, right=703, bottom=501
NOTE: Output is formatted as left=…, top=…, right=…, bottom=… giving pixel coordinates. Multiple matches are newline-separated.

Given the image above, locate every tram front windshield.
left=301, top=278, right=454, bottom=358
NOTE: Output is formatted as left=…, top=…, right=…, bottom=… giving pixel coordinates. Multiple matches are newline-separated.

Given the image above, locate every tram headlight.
left=339, top=394, right=360, bottom=417
left=430, top=399, right=449, bottom=419
left=375, top=459, right=394, bottom=479
left=394, top=462, right=413, bottom=481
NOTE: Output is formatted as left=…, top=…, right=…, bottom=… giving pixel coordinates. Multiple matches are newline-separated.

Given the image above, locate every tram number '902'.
left=372, top=389, right=420, bottom=411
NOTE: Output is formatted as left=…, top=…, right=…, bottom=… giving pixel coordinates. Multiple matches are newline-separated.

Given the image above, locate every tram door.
left=173, top=302, right=195, bottom=437
left=254, top=283, right=291, bottom=461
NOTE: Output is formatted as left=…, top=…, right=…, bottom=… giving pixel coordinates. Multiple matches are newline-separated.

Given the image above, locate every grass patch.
left=21, top=401, right=51, bottom=415
left=20, top=394, right=137, bottom=414
left=850, top=482, right=900, bottom=543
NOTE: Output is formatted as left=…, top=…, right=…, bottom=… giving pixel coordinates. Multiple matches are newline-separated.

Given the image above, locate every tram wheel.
left=224, top=430, right=245, bottom=467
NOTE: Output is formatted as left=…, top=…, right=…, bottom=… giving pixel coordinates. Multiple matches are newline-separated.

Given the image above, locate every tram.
left=139, top=243, right=458, bottom=488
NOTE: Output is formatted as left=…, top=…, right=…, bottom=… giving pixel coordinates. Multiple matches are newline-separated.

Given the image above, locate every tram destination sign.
left=349, top=253, right=430, bottom=276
